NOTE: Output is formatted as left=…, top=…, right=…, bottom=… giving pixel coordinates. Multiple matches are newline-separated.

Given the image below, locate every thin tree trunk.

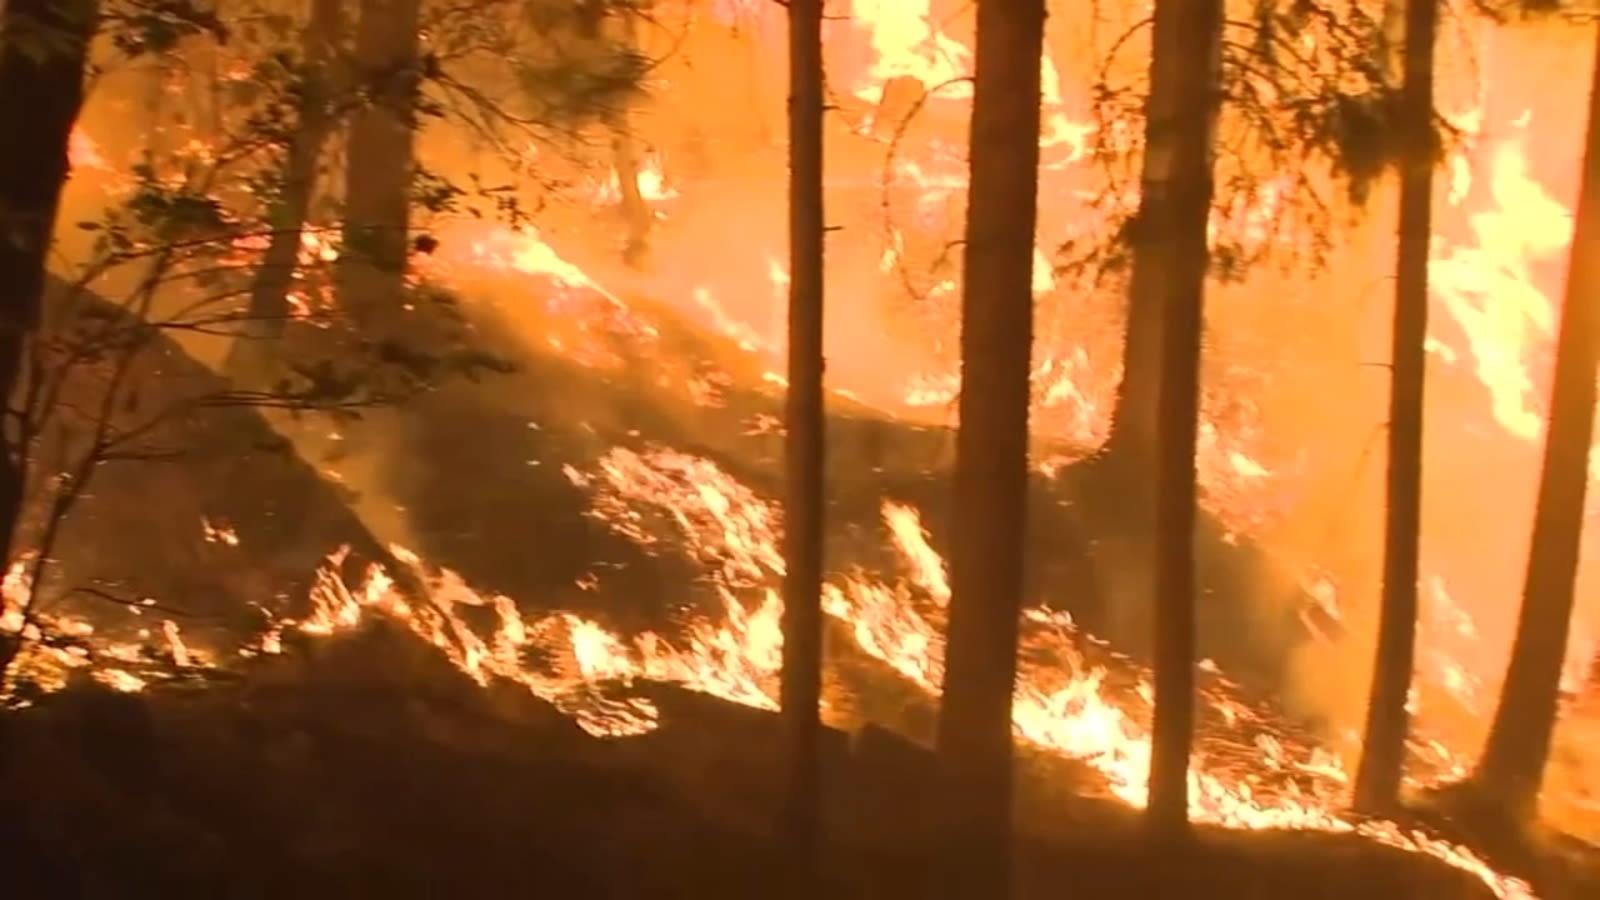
left=609, top=7, right=652, bottom=269
left=1103, top=247, right=1162, bottom=470
left=1471, top=20, right=1600, bottom=824
left=1142, top=0, right=1225, bottom=842
left=337, top=0, right=422, bottom=324
left=0, top=0, right=99, bottom=577
left=226, top=0, right=344, bottom=380
left=1353, top=0, right=1438, bottom=816
left=934, top=0, right=1045, bottom=893
left=778, top=0, right=825, bottom=891
left=611, top=121, right=653, bottom=267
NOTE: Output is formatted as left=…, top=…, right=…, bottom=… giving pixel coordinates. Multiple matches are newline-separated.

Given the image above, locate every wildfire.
left=21, top=2, right=1600, bottom=897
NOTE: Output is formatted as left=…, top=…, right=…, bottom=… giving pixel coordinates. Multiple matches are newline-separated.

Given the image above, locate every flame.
left=28, top=5, right=1600, bottom=893
left=10, top=446, right=1527, bottom=893
left=1429, top=116, right=1568, bottom=443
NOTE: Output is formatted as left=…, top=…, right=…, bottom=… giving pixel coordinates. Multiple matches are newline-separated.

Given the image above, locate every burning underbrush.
left=0, top=617, right=1524, bottom=899
left=5, top=437, right=1582, bottom=898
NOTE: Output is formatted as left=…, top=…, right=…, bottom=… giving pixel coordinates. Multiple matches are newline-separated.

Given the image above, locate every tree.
left=606, top=8, right=653, bottom=269
left=1353, top=0, right=1439, bottom=816
left=0, top=0, right=101, bottom=577
left=337, top=0, right=424, bottom=326
left=1138, top=0, right=1225, bottom=840
left=225, top=0, right=345, bottom=381
left=934, top=0, right=1045, bottom=892
left=1090, top=5, right=1401, bottom=475
left=1469, top=14, right=1600, bottom=825
left=778, top=0, right=825, bottom=891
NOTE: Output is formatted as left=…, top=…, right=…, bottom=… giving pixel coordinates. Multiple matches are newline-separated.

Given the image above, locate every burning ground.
left=5, top=0, right=1600, bottom=897
left=1, top=257, right=1593, bottom=897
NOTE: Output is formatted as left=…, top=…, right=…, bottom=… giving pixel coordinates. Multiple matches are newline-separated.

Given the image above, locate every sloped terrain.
left=368, top=271, right=1320, bottom=699
left=0, top=622, right=1525, bottom=900
left=16, top=280, right=395, bottom=654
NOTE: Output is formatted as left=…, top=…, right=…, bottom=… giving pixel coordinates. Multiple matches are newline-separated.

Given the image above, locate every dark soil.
left=0, top=622, right=1539, bottom=900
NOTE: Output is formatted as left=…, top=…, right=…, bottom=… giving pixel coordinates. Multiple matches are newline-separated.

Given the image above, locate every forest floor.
left=6, top=278, right=1597, bottom=898
left=0, top=620, right=1577, bottom=900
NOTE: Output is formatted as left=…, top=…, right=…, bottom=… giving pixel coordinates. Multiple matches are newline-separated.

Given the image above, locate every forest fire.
left=1, top=440, right=1536, bottom=897
left=4, top=0, right=1600, bottom=896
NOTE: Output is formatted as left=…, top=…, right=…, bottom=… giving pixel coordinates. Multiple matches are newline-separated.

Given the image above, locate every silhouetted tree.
left=607, top=8, right=653, bottom=268
left=779, top=0, right=825, bottom=891
left=337, top=0, right=423, bottom=324
left=1140, top=0, right=1225, bottom=841
left=1471, top=15, right=1600, bottom=825
left=0, top=0, right=100, bottom=584
left=1092, top=4, right=1399, bottom=476
left=1354, top=0, right=1439, bottom=816
left=934, top=0, right=1045, bottom=892
left=226, top=0, right=345, bottom=381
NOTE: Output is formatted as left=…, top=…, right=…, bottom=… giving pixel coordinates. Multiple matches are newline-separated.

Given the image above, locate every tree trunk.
left=934, top=0, right=1045, bottom=893
left=779, top=0, right=825, bottom=892
left=1471, top=20, right=1600, bottom=824
left=1141, top=0, right=1225, bottom=841
left=1103, top=242, right=1162, bottom=471
left=609, top=9, right=652, bottom=269
left=611, top=120, right=653, bottom=268
left=0, top=0, right=98, bottom=681
left=226, top=0, right=344, bottom=380
left=337, top=0, right=422, bottom=324
left=1353, top=0, right=1438, bottom=817
left=0, top=0, right=99, bottom=576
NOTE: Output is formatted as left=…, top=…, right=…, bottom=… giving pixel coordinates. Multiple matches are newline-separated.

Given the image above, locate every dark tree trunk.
left=934, top=0, right=1045, bottom=893
left=0, top=0, right=98, bottom=682
left=1103, top=244, right=1162, bottom=470
left=778, top=0, right=825, bottom=892
left=1353, top=0, right=1438, bottom=816
left=0, top=0, right=99, bottom=576
left=337, top=0, right=422, bottom=323
left=226, top=0, right=344, bottom=380
left=1140, top=0, right=1224, bottom=841
left=1471, top=21, right=1600, bottom=824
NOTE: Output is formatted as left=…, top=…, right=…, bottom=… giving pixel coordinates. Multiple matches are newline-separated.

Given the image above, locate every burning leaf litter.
left=2, top=444, right=1534, bottom=898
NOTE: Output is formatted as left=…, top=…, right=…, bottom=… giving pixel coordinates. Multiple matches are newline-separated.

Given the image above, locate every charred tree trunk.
left=1140, top=0, right=1224, bottom=842
left=1353, top=0, right=1438, bottom=816
left=0, top=0, right=98, bottom=580
left=226, top=0, right=344, bottom=380
left=337, top=0, right=422, bottom=326
left=1471, top=21, right=1600, bottom=824
left=934, top=0, right=1045, bottom=893
left=778, top=0, right=825, bottom=891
